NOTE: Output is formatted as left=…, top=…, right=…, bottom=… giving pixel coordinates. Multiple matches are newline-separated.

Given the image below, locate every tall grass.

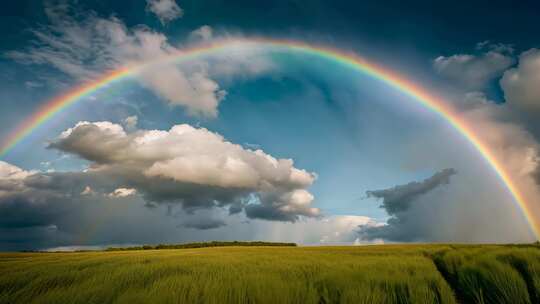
left=433, top=246, right=540, bottom=304
left=0, top=246, right=456, bottom=304
left=2, top=244, right=539, bottom=304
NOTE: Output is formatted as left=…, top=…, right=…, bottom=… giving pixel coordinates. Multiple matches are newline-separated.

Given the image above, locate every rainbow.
left=1, top=38, right=538, bottom=238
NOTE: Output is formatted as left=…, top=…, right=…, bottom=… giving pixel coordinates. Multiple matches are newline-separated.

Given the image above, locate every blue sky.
left=0, top=0, right=539, bottom=250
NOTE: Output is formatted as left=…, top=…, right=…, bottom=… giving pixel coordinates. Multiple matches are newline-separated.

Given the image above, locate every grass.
left=433, top=245, right=540, bottom=304
left=0, top=244, right=539, bottom=303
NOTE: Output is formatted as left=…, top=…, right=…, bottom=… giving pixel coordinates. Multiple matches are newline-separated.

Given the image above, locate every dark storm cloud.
left=366, top=168, right=456, bottom=215
left=359, top=168, right=456, bottom=241
left=0, top=165, right=103, bottom=250
left=0, top=163, right=234, bottom=250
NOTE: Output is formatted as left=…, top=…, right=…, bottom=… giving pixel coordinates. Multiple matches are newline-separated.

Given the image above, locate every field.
left=1, top=244, right=540, bottom=304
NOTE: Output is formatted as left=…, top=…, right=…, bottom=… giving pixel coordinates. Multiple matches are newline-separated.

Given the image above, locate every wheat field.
left=1, top=244, right=539, bottom=303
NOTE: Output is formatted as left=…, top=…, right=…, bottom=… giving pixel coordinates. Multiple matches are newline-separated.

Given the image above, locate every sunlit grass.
left=1, top=244, right=539, bottom=303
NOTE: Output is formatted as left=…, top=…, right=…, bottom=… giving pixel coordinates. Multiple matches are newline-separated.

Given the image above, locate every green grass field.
left=1, top=244, right=540, bottom=303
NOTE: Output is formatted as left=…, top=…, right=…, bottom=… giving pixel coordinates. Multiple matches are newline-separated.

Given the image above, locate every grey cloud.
left=0, top=161, right=228, bottom=250
left=500, top=49, right=540, bottom=112
left=359, top=169, right=456, bottom=242
left=245, top=190, right=318, bottom=222
left=189, top=25, right=213, bottom=42
left=366, top=168, right=456, bottom=215
left=0, top=160, right=365, bottom=251
left=245, top=204, right=298, bottom=222
left=180, top=218, right=226, bottom=230
left=433, top=42, right=514, bottom=89
left=146, top=0, right=183, bottom=25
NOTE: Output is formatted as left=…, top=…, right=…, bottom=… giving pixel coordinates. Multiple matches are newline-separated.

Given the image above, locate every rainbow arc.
left=1, top=38, right=537, bottom=238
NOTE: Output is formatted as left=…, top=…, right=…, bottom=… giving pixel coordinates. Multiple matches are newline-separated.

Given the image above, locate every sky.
left=0, top=0, right=539, bottom=251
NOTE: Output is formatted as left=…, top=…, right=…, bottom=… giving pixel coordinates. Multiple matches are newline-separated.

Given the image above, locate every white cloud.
left=258, top=215, right=378, bottom=245
left=81, top=186, right=94, bottom=196
left=433, top=43, right=515, bottom=89
left=50, top=121, right=319, bottom=221
left=0, top=161, right=33, bottom=180
left=109, top=188, right=137, bottom=198
left=5, top=4, right=273, bottom=117
left=500, top=49, right=540, bottom=111
left=146, top=0, right=183, bottom=25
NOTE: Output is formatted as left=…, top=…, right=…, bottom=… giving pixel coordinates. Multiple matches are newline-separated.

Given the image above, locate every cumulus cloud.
left=0, top=162, right=176, bottom=250
left=49, top=121, right=319, bottom=221
left=0, top=157, right=328, bottom=250
left=500, top=49, right=540, bottom=112
left=317, top=215, right=379, bottom=244
left=0, top=161, right=34, bottom=180
left=5, top=2, right=272, bottom=117
left=433, top=42, right=514, bottom=89
left=465, top=104, right=540, bottom=216
left=146, top=0, right=183, bottom=25
left=429, top=43, right=540, bottom=242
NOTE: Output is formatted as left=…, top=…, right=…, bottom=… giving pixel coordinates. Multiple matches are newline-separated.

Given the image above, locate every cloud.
left=433, top=42, right=514, bottom=89
left=461, top=91, right=494, bottom=108
left=368, top=95, right=540, bottom=243
left=0, top=115, right=320, bottom=247
left=81, top=186, right=94, bottom=195
left=258, top=215, right=379, bottom=245
left=180, top=213, right=226, bottom=230
left=108, top=188, right=137, bottom=198
left=0, top=159, right=338, bottom=250
left=500, top=49, right=540, bottom=112
left=366, top=168, right=457, bottom=214
left=146, top=0, right=183, bottom=25
left=244, top=190, right=319, bottom=221
left=0, top=163, right=82, bottom=234
left=5, top=2, right=273, bottom=117
left=49, top=121, right=319, bottom=221
left=430, top=43, right=540, bottom=242
left=0, top=162, right=169, bottom=250
left=189, top=25, right=213, bottom=42
left=122, top=115, right=138, bottom=130
left=359, top=169, right=457, bottom=241
left=0, top=161, right=34, bottom=180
